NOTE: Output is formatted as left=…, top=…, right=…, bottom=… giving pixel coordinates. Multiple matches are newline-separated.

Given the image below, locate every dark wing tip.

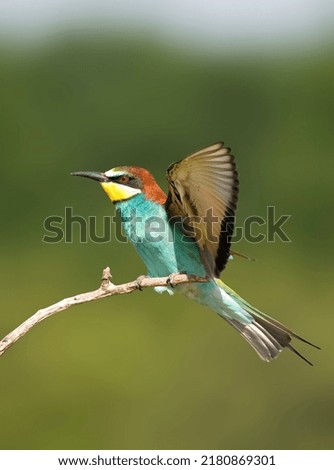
left=230, top=250, right=256, bottom=262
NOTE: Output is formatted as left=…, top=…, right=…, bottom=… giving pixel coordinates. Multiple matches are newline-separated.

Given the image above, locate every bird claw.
left=167, top=273, right=182, bottom=289
left=136, top=275, right=148, bottom=291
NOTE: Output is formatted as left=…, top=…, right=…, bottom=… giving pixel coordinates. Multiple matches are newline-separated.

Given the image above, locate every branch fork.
left=0, top=268, right=207, bottom=357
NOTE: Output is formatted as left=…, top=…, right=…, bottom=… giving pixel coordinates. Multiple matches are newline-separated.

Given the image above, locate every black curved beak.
left=70, top=171, right=109, bottom=182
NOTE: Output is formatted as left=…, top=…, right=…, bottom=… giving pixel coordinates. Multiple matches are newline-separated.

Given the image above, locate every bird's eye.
left=118, top=175, right=130, bottom=184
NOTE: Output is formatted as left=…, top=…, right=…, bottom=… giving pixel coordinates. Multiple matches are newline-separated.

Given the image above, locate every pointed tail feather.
left=228, top=318, right=284, bottom=362
left=286, top=344, right=314, bottom=366
left=227, top=311, right=319, bottom=365
left=217, top=280, right=320, bottom=364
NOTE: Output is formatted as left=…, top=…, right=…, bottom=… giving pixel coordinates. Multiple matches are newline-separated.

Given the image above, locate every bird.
left=71, top=142, right=319, bottom=365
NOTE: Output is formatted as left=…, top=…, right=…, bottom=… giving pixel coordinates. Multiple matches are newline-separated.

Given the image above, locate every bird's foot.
left=136, top=275, right=148, bottom=291
left=166, top=272, right=185, bottom=289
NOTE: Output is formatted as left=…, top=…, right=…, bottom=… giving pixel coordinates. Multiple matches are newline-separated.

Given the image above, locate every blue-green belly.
left=115, top=194, right=252, bottom=324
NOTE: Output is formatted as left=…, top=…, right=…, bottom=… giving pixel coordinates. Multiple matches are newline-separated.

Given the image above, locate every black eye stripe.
left=107, top=174, right=143, bottom=190
left=108, top=175, right=134, bottom=182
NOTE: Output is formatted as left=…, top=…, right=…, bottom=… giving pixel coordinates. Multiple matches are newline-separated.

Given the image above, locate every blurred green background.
left=0, top=2, right=333, bottom=450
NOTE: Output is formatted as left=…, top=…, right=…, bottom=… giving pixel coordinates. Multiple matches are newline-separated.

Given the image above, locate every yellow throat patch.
left=100, top=181, right=141, bottom=202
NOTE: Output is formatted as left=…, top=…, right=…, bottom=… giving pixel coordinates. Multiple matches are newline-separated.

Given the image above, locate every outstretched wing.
left=165, top=142, right=239, bottom=277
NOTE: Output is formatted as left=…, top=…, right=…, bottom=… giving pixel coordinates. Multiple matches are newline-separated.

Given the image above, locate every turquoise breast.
left=115, top=193, right=206, bottom=278
left=115, top=194, right=250, bottom=322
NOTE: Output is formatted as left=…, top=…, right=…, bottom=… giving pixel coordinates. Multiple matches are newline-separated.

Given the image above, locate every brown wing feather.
left=165, top=142, right=239, bottom=277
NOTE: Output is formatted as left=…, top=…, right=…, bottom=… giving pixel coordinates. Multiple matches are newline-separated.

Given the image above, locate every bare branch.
left=0, top=268, right=207, bottom=358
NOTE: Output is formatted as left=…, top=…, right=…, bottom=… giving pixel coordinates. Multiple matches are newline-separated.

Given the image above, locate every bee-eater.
left=72, top=142, right=319, bottom=364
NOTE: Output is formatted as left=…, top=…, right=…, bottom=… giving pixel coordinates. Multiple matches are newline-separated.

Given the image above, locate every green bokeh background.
left=0, top=33, right=333, bottom=449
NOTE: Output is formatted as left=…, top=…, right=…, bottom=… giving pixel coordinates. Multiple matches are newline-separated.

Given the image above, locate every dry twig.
left=0, top=268, right=207, bottom=357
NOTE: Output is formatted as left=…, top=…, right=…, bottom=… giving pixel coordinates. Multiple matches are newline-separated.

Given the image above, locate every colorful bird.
left=72, top=142, right=319, bottom=364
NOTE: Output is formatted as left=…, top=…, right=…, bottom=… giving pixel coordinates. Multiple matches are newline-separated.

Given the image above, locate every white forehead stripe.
left=104, top=169, right=126, bottom=177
